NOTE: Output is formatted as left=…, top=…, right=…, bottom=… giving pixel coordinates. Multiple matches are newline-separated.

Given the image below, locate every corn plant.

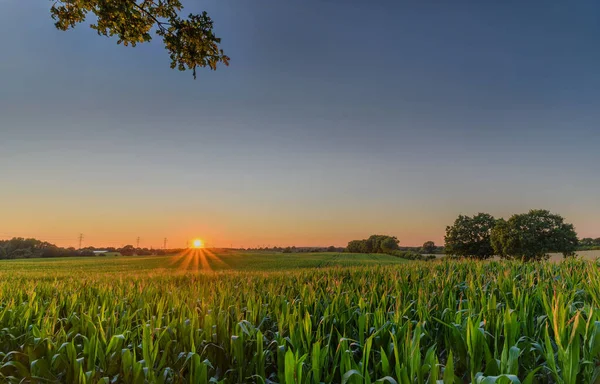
left=1, top=254, right=600, bottom=383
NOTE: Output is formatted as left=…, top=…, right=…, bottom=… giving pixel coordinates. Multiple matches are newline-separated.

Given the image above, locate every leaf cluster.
left=50, top=0, right=229, bottom=78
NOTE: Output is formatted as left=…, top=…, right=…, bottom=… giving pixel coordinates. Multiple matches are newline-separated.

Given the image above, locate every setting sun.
left=192, top=239, right=203, bottom=248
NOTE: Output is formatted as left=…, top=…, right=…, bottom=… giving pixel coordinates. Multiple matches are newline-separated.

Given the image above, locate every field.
left=0, top=251, right=408, bottom=275
left=1, top=250, right=600, bottom=383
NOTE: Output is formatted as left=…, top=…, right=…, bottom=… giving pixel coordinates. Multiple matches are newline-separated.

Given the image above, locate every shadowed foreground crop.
left=0, top=252, right=599, bottom=383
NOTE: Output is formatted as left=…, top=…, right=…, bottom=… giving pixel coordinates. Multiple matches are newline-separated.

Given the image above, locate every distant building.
left=92, top=250, right=122, bottom=257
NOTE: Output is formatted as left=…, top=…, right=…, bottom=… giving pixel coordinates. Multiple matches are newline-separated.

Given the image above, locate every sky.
left=1, top=1, right=599, bottom=248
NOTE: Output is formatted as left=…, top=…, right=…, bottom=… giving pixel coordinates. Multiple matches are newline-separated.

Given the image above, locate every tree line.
left=444, top=209, right=580, bottom=261
left=246, top=246, right=345, bottom=253
left=579, top=237, right=600, bottom=250
left=0, top=238, right=173, bottom=260
left=346, top=235, right=437, bottom=261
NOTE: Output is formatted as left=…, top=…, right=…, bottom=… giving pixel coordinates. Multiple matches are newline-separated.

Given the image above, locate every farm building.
left=92, top=250, right=122, bottom=257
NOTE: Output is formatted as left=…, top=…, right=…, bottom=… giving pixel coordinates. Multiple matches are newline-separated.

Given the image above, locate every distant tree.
left=327, top=246, right=336, bottom=252
left=282, top=247, right=292, bottom=254
left=119, top=245, right=136, bottom=256
left=0, top=245, right=8, bottom=259
left=445, top=213, right=496, bottom=259
left=347, top=235, right=399, bottom=254
left=364, top=236, right=378, bottom=253
left=50, top=0, right=229, bottom=79
left=392, top=250, right=435, bottom=261
left=380, top=237, right=400, bottom=253
left=357, top=241, right=371, bottom=253
left=364, top=235, right=398, bottom=254
left=491, top=209, right=578, bottom=262
left=79, top=248, right=96, bottom=256
left=594, top=238, right=600, bottom=246
left=580, top=238, right=594, bottom=247
left=346, top=240, right=363, bottom=253
left=39, top=243, right=63, bottom=258
left=421, top=241, right=436, bottom=254
left=0, top=237, right=46, bottom=259
left=10, top=248, right=34, bottom=259
left=137, top=248, right=152, bottom=256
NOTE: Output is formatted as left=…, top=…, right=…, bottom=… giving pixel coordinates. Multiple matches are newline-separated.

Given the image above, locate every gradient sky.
left=1, top=1, right=599, bottom=248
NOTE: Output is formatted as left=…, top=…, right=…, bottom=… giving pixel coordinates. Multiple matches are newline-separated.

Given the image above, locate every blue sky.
left=1, top=1, right=599, bottom=247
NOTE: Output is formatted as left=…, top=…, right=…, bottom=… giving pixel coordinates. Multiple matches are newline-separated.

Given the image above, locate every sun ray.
left=178, top=249, right=194, bottom=271
left=198, top=249, right=213, bottom=272
left=165, top=245, right=218, bottom=273
left=191, top=248, right=200, bottom=271
left=203, top=248, right=229, bottom=270
left=167, top=251, right=184, bottom=268
left=169, top=248, right=191, bottom=267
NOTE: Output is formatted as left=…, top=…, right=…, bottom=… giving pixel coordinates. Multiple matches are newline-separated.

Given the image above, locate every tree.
left=380, top=237, right=400, bottom=253
left=346, top=240, right=364, bottom=253
left=346, top=235, right=399, bottom=254
left=422, top=241, right=436, bottom=254
left=0, top=245, right=7, bottom=259
left=0, top=237, right=46, bottom=259
left=119, top=245, right=136, bottom=256
left=444, top=213, right=496, bottom=259
left=326, top=246, right=337, bottom=252
left=51, top=0, right=229, bottom=79
left=491, top=209, right=578, bottom=262
left=580, top=238, right=594, bottom=247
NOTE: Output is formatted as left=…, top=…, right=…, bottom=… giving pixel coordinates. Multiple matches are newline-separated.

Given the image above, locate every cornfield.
left=1, top=255, right=600, bottom=383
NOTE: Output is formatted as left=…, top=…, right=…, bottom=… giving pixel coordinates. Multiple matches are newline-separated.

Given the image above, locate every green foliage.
left=422, top=241, right=437, bottom=254
left=0, top=238, right=164, bottom=259
left=2, top=254, right=600, bottom=382
left=491, top=209, right=579, bottom=261
left=346, top=235, right=399, bottom=254
left=580, top=238, right=600, bottom=247
left=578, top=238, right=600, bottom=250
left=391, top=250, right=436, bottom=261
left=444, top=213, right=497, bottom=259
left=346, top=240, right=367, bottom=253
left=50, top=0, right=229, bottom=79
left=0, top=238, right=64, bottom=259
left=380, top=237, right=399, bottom=254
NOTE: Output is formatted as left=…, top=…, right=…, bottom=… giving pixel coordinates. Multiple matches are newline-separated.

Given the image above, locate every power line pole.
left=163, top=238, right=167, bottom=249
left=136, top=237, right=140, bottom=248
left=78, top=233, right=84, bottom=249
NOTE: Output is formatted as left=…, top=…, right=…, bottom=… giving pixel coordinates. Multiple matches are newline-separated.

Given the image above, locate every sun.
left=192, top=239, right=203, bottom=248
